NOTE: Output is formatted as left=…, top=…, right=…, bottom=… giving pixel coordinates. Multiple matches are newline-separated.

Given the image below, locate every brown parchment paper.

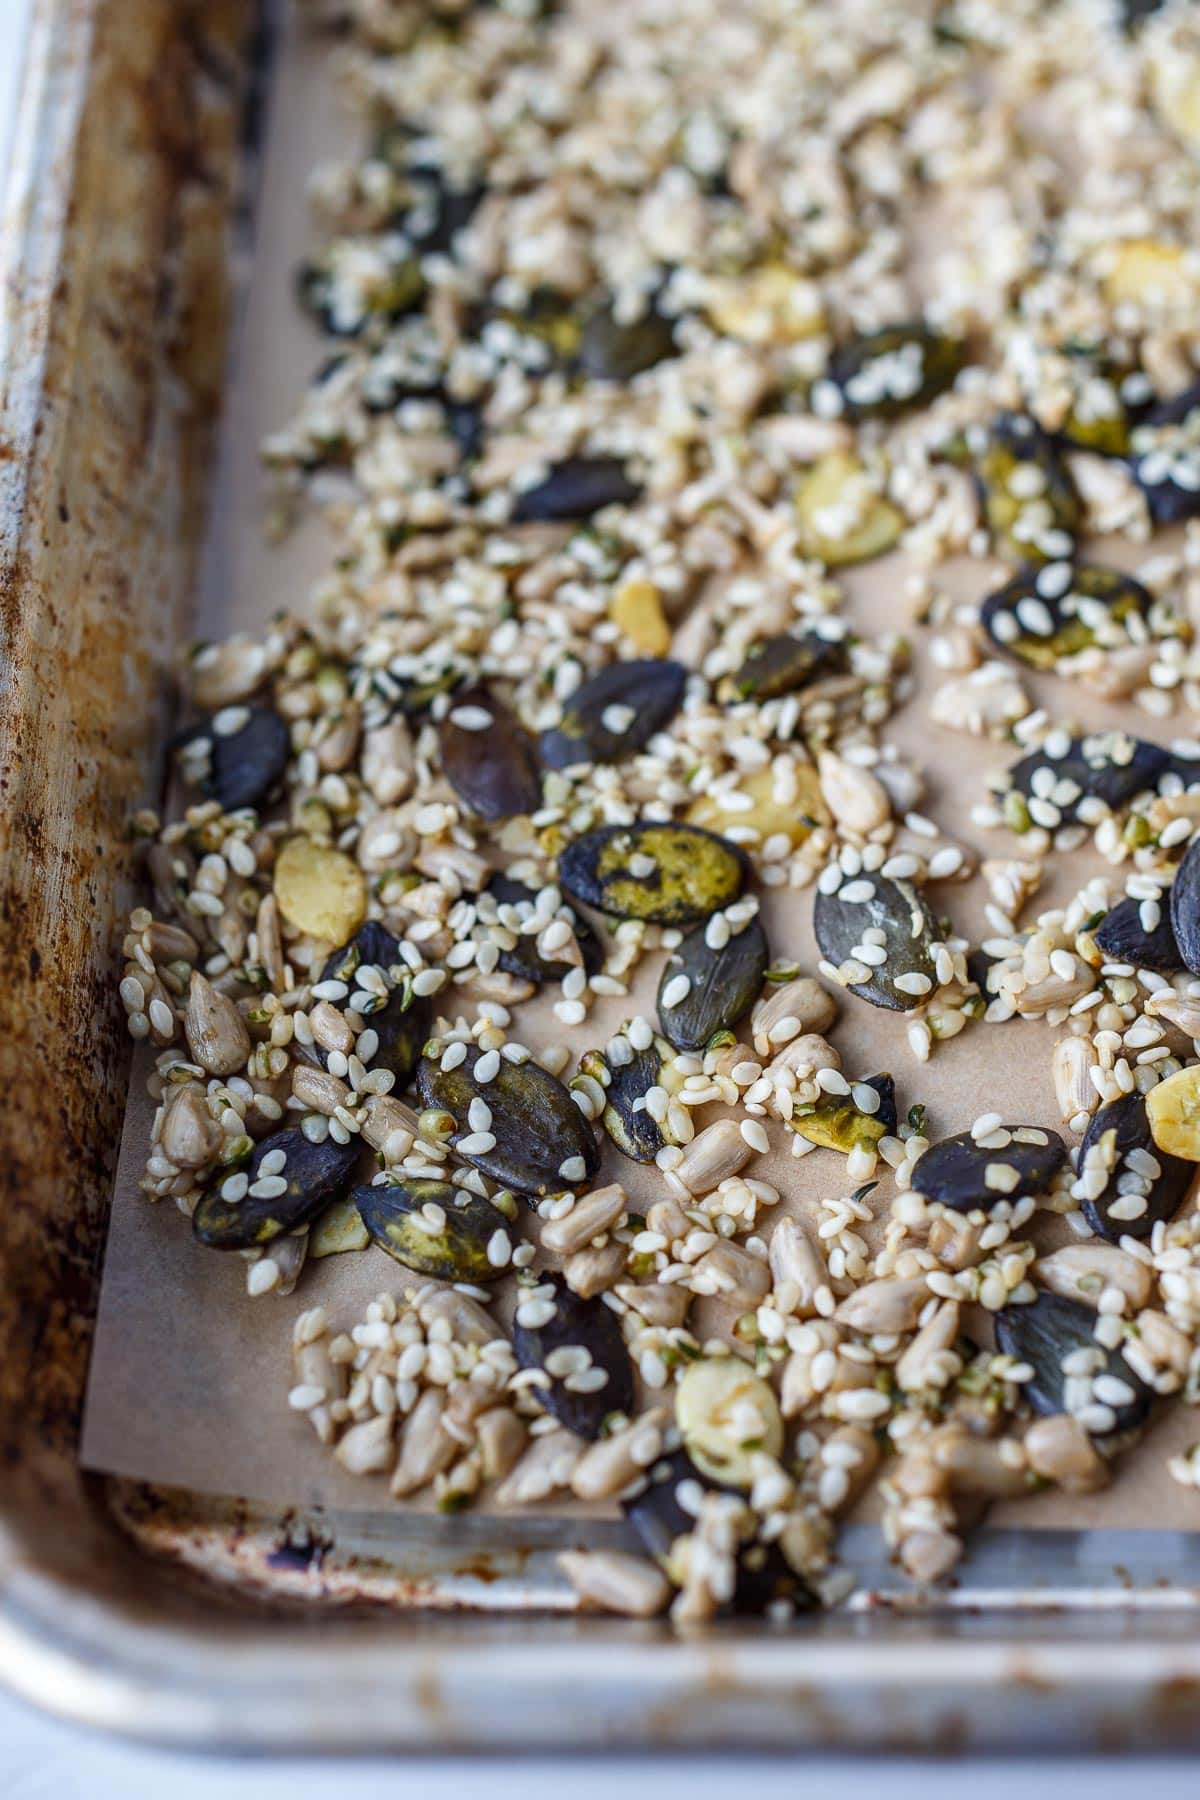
left=80, top=6, right=1200, bottom=1533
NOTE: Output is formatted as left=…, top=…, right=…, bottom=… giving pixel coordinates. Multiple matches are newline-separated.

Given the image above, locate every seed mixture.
left=116, top=0, right=1200, bottom=1621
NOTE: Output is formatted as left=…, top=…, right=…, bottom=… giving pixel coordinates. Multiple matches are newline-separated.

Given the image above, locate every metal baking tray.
left=3, top=0, right=1200, bottom=1752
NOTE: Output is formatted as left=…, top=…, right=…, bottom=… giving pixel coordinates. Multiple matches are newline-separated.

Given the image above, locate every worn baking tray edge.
left=4, top=0, right=1200, bottom=1751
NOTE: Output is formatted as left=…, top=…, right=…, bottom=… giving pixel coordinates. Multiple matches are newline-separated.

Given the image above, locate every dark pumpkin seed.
left=724, top=629, right=849, bottom=703
left=1000, top=731, right=1171, bottom=834
left=1055, top=358, right=1155, bottom=457
left=296, top=250, right=425, bottom=338
left=416, top=1040, right=600, bottom=1196
left=981, top=563, right=1153, bottom=671
left=994, top=1290, right=1153, bottom=1436
left=192, top=1129, right=361, bottom=1250
left=511, top=455, right=642, bottom=523
left=321, top=921, right=402, bottom=986
left=354, top=1176, right=515, bottom=1283
left=975, top=413, right=1081, bottom=566
left=1078, top=1091, right=1192, bottom=1243
left=1170, top=835, right=1200, bottom=975
left=540, top=659, right=687, bottom=770
left=482, top=872, right=603, bottom=987
left=790, top=1073, right=897, bottom=1155
left=395, top=165, right=484, bottom=256
left=318, top=922, right=431, bottom=1086
left=558, top=821, right=745, bottom=925
left=578, top=303, right=678, bottom=382
left=911, top=1125, right=1066, bottom=1214
left=657, top=915, right=768, bottom=1052
left=819, top=324, right=965, bottom=422
left=1092, top=895, right=1182, bottom=973
left=574, top=1038, right=669, bottom=1164
left=180, top=707, right=290, bottom=815
left=1129, top=381, right=1200, bottom=525
left=812, top=871, right=942, bottom=1012
left=513, top=1272, right=634, bottom=1439
left=438, top=686, right=542, bottom=821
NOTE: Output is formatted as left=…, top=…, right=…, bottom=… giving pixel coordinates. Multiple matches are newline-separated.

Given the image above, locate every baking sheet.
left=80, top=3, right=1200, bottom=1538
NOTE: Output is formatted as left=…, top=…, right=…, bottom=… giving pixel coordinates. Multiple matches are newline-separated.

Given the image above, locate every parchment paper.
left=80, top=5, right=1200, bottom=1535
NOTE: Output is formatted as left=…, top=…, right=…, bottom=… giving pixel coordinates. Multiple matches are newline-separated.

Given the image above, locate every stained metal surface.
left=3, top=0, right=1200, bottom=1753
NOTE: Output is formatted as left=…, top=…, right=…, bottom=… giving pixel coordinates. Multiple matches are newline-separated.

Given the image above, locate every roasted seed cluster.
left=115, top=0, right=1200, bottom=1621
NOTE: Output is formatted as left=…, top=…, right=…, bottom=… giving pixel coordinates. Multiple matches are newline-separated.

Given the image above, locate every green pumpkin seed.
left=309, top=1194, right=370, bottom=1258
left=539, top=659, right=687, bottom=770
left=354, top=1176, right=515, bottom=1282
left=657, top=914, right=768, bottom=1052
left=1077, top=1092, right=1192, bottom=1242
left=790, top=1073, right=896, bottom=1154
left=973, top=413, right=1081, bottom=566
left=416, top=1040, right=600, bottom=1196
left=981, top=563, right=1155, bottom=671
left=578, top=303, right=678, bottom=382
left=813, top=868, right=942, bottom=1011
left=994, top=1291, right=1152, bottom=1437
left=911, top=1125, right=1065, bottom=1214
left=512, top=1272, right=635, bottom=1439
left=192, top=1129, right=361, bottom=1249
left=558, top=822, right=745, bottom=925
left=816, top=324, right=966, bottom=422
left=724, top=628, right=849, bottom=702
left=438, top=685, right=542, bottom=821
left=1055, top=356, right=1154, bottom=457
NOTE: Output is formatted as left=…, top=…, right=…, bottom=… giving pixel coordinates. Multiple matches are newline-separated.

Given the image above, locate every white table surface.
left=3, top=0, right=1200, bottom=1789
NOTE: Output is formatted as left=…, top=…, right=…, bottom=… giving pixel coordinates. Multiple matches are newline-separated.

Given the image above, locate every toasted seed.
left=309, top=1194, right=370, bottom=1258
left=1051, top=1034, right=1100, bottom=1126
left=183, top=706, right=289, bottom=813
left=790, top=1073, right=896, bottom=1156
left=540, top=658, right=687, bottom=770
left=541, top=1183, right=627, bottom=1257
left=976, top=413, right=1081, bottom=566
left=1145, top=1066, right=1200, bottom=1162
left=752, top=976, right=838, bottom=1041
left=417, top=1040, right=599, bottom=1196
left=725, top=629, right=849, bottom=702
left=657, top=915, right=768, bottom=1052
left=512, top=1273, right=634, bottom=1440
left=671, top=1119, right=754, bottom=1196
left=1023, top=1414, right=1110, bottom=1494
left=354, top=1177, right=515, bottom=1282
left=1035, top=1243, right=1153, bottom=1312
left=795, top=451, right=904, bottom=567
left=823, top=324, right=965, bottom=422
left=192, top=1129, right=360, bottom=1249
left=767, top=1216, right=828, bottom=1315
left=981, top=564, right=1154, bottom=672
left=675, top=1356, right=783, bottom=1488
left=159, top=1083, right=223, bottom=1169
left=578, top=303, right=677, bottom=382
left=494, top=1426, right=583, bottom=1507
left=558, top=1549, right=672, bottom=1617
left=438, top=685, right=541, bottom=821
left=994, top=1290, right=1152, bottom=1437
left=1092, top=894, right=1182, bottom=973
left=1001, top=731, right=1170, bottom=832
left=1170, top=835, right=1200, bottom=974
left=512, top=455, right=641, bottom=522
left=813, top=872, right=942, bottom=1011
left=817, top=751, right=892, bottom=835
left=689, top=1239, right=771, bottom=1309
left=576, top=1039, right=667, bottom=1163
left=559, top=822, right=745, bottom=925
left=1129, top=381, right=1200, bottom=525
left=911, top=1126, right=1066, bottom=1214
left=1078, top=1091, right=1192, bottom=1241
left=274, top=837, right=367, bottom=943
left=184, top=971, right=251, bottom=1076
left=834, top=1276, right=929, bottom=1335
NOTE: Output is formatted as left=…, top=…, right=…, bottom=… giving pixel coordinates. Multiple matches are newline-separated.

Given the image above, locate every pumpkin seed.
left=438, top=686, right=542, bottom=821
left=179, top=707, right=290, bottom=814
left=390, top=160, right=483, bottom=255
left=558, top=822, right=745, bottom=925
left=416, top=1039, right=600, bottom=1196
left=192, top=1129, right=360, bottom=1249
left=724, top=629, right=849, bottom=703
left=1092, top=894, right=1182, bottom=973
left=309, top=1194, right=370, bottom=1258
left=813, top=870, right=942, bottom=1011
left=1078, top=1091, right=1192, bottom=1241
left=911, top=1125, right=1066, bottom=1214
left=321, top=921, right=402, bottom=985
left=687, top=762, right=828, bottom=850
left=994, top=1290, right=1153, bottom=1436
left=657, top=914, right=768, bottom=1052
left=1055, top=356, right=1155, bottom=457
left=1145, top=1068, right=1200, bottom=1162
left=981, top=563, right=1154, bottom=671
left=675, top=1355, right=783, bottom=1487
left=512, top=455, right=642, bottom=523
left=512, top=1273, right=634, bottom=1439
left=354, top=1176, right=516, bottom=1282
left=794, top=451, right=905, bottom=567
left=1001, top=731, right=1171, bottom=833
left=817, top=324, right=965, bottom=422
left=539, top=658, right=687, bottom=769
left=274, top=837, right=367, bottom=944
left=578, top=302, right=678, bottom=382
left=976, top=413, right=1081, bottom=566
left=296, top=249, right=425, bottom=337
left=1129, top=382, right=1200, bottom=524
left=574, top=1034, right=674, bottom=1163
left=1171, top=835, right=1200, bottom=974
left=789, top=1073, right=897, bottom=1155
left=482, top=872, right=603, bottom=987
left=319, top=921, right=431, bottom=1085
